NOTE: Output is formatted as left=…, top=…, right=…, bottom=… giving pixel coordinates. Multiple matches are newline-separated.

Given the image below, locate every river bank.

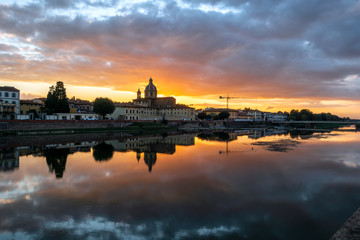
left=0, top=120, right=354, bottom=136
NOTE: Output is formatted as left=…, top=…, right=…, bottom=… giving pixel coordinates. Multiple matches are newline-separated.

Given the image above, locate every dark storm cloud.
left=0, top=0, right=359, bottom=99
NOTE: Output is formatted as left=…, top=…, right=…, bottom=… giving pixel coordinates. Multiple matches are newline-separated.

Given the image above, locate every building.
left=264, top=112, right=288, bottom=122
left=109, top=78, right=195, bottom=120
left=245, top=110, right=264, bottom=121
left=48, top=113, right=98, bottom=120
left=68, top=97, right=93, bottom=113
left=235, top=111, right=255, bottom=121
left=108, top=134, right=195, bottom=172
left=20, top=100, right=44, bottom=119
left=0, top=86, right=20, bottom=120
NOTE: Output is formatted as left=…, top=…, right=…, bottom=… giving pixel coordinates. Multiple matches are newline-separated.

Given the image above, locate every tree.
left=197, top=112, right=207, bottom=120
left=44, top=148, right=70, bottom=178
left=218, top=111, right=230, bottom=120
left=299, top=109, right=313, bottom=121
left=44, top=82, right=69, bottom=113
left=92, top=142, right=115, bottom=161
left=93, top=97, right=115, bottom=119
left=289, top=109, right=300, bottom=121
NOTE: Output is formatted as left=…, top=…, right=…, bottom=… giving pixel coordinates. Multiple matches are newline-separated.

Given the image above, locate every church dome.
left=144, top=77, right=157, bottom=99
left=145, top=77, right=157, bottom=91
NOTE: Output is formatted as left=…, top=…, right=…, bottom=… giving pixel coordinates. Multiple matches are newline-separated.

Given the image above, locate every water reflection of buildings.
left=107, top=134, right=195, bottom=172
left=247, top=128, right=288, bottom=139
left=197, top=130, right=289, bottom=155
left=0, top=148, right=19, bottom=172
left=14, top=141, right=97, bottom=178
left=1, top=135, right=196, bottom=177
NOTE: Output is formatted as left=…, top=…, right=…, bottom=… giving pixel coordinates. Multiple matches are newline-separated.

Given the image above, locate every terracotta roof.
left=20, top=100, right=43, bottom=105
left=68, top=99, right=92, bottom=105
left=0, top=86, right=19, bottom=92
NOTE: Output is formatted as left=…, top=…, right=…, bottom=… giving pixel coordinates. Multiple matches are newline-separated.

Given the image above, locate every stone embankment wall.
left=0, top=120, right=253, bottom=133
left=0, top=131, right=133, bottom=148
left=175, top=121, right=251, bottom=130
left=0, top=120, right=132, bottom=131
left=331, top=208, right=360, bottom=240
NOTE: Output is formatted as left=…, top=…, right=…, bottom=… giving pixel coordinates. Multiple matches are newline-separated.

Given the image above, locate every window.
left=5, top=92, right=8, bottom=97
left=12, top=93, right=16, bottom=98
left=12, top=101, right=15, bottom=104
left=0, top=92, right=2, bottom=97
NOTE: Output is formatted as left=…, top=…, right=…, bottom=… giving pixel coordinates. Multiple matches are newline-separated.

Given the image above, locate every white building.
left=246, top=110, right=263, bottom=121
left=0, top=86, right=20, bottom=120
left=266, top=113, right=288, bottom=122
left=46, top=113, right=98, bottom=120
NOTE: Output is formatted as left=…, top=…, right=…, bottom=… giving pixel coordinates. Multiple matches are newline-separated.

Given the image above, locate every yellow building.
left=20, top=100, right=43, bottom=116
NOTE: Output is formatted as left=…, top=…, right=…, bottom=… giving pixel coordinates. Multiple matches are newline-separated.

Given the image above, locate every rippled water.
left=1, top=129, right=360, bottom=240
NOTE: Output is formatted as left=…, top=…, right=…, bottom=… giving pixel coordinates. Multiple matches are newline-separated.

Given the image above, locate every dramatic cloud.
left=0, top=0, right=360, bottom=116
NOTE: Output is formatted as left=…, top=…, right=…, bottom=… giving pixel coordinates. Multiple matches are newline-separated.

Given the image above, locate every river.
left=0, top=128, right=359, bottom=239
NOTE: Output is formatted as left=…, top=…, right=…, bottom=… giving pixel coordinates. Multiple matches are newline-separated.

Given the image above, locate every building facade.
left=20, top=100, right=44, bottom=119
left=0, top=86, right=20, bottom=120
left=109, top=78, right=195, bottom=121
left=68, top=97, right=93, bottom=114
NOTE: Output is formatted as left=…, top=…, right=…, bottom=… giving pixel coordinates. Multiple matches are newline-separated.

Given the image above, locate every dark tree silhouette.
left=92, top=142, right=115, bottom=161
left=44, top=82, right=69, bottom=113
left=44, top=148, right=70, bottom=178
left=218, top=111, right=230, bottom=120
left=93, top=98, right=115, bottom=119
left=197, top=112, right=207, bottom=120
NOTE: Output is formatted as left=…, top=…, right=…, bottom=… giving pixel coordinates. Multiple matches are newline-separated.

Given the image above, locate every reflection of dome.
left=144, top=152, right=157, bottom=172
left=145, top=78, right=157, bottom=99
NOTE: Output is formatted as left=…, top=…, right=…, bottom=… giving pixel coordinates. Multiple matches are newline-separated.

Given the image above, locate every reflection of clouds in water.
left=0, top=176, right=44, bottom=204
left=197, top=225, right=240, bottom=237
left=0, top=231, right=36, bottom=240
left=175, top=225, right=241, bottom=239
left=252, top=139, right=301, bottom=152
left=47, top=218, right=242, bottom=240
left=44, top=217, right=164, bottom=240
left=341, top=152, right=360, bottom=168
left=5, top=217, right=243, bottom=240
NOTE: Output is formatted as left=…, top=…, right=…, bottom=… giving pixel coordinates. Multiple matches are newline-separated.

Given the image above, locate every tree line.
left=285, top=109, right=350, bottom=121
left=197, top=111, right=230, bottom=120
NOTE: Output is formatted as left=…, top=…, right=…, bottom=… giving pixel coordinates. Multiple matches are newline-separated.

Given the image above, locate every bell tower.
left=137, top=89, right=141, bottom=99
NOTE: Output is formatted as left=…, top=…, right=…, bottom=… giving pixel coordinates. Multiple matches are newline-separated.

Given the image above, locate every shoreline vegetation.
left=0, top=120, right=357, bottom=137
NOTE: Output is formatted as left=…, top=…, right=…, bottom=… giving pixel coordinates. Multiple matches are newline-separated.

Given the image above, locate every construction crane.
left=219, top=94, right=240, bottom=109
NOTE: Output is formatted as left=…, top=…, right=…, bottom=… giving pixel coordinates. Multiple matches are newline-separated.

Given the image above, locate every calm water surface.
left=1, top=129, right=360, bottom=240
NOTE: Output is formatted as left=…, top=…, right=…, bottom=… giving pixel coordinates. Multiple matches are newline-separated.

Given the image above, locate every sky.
left=0, top=0, right=360, bottom=118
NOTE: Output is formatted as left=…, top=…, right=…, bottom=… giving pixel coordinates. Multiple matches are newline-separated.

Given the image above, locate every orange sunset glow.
left=1, top=0, right=360, bottom=118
